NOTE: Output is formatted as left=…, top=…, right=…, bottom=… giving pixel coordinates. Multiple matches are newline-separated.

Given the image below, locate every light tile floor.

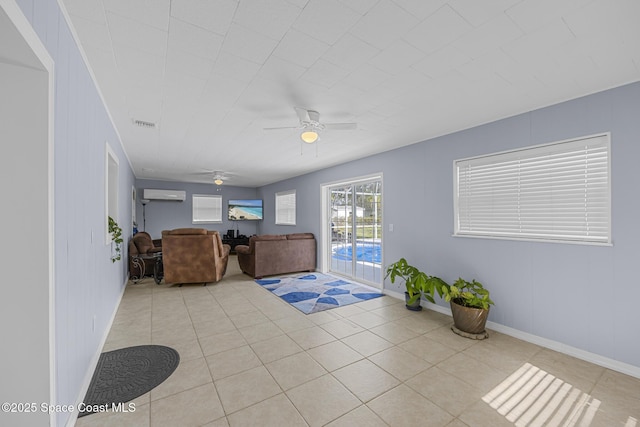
left=76, top=256, right=640, bottom=427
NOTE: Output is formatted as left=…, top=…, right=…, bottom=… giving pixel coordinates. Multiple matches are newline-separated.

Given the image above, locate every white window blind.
left=454, top=133, right=610, bottom=244
left=275, top=190, right=296, bottom=225
left=193, top=194, right=222, bottom=223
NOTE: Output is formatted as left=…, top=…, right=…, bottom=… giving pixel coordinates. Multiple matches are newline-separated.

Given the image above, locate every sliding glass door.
left=327, top=178, right=382, bottom=287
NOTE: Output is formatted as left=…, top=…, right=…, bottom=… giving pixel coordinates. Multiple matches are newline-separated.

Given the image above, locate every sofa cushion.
left=249, top=234, right=286, bottom=252
left=133, top=234, right=153, bottom=254
left=164, top=228, right=208, bottom=235
left=286, top=233, right=314, bottom=240
left=235, top=245, right=251, bottom=255
left=253, top=234, right=287, bottom=241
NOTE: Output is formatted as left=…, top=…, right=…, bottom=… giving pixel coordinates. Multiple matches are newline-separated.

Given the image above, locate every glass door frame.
left=320, top=173, right=383, bottom=289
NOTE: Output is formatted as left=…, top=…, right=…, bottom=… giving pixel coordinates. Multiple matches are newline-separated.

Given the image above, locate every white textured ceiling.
left=60, top=0, right=640, bottom=187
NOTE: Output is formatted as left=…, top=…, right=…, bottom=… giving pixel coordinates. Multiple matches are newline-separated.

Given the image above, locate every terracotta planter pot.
left=450, top=299, right=489, bottom=334
left=405, top=292, right=422, bottom=311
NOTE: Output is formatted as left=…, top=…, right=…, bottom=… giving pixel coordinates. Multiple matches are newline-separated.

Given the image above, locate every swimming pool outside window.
left=328, top=178, right=383, bottom=287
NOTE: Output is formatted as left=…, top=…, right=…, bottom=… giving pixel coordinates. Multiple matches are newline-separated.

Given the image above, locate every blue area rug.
left=255, top=273, right=384, bottom=314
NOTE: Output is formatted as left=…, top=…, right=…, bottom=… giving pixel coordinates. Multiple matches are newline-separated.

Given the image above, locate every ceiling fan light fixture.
left=214, top=178, right=223, bottom=185
left=300, top=129, right=318, bottom=143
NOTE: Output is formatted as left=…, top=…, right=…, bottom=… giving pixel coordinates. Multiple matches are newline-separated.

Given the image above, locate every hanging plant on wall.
left=108, top=216, right=123, bottom=262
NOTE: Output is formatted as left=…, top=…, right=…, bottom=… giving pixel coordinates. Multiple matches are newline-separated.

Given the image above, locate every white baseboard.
left=66, top=278, right=128, bottom=427
left=383, top=289, right=640, bottom=379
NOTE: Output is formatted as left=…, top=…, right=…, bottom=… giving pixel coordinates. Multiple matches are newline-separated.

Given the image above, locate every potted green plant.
left=108, top=216, right=123, bottom=262
left=442, top=278, right=494, bottom=337
left=385, top=258, right=447, bottom=311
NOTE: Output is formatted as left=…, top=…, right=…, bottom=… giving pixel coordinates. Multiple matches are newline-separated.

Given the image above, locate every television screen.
left=228, top=199, right=263, bottom=220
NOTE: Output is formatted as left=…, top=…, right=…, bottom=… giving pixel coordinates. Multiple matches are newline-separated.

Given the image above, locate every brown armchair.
left=128, top=231, right=162, bottom=279
left=161, top=228, right=231, bottom=285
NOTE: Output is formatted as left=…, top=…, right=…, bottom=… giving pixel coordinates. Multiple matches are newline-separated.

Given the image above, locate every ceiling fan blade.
left=307, top=110, right=320, bottom=123
left=190, top=169, right=233, bottom=178
left=294, top=107, right=311, bottom=123
left=181, top=171, right=213, bottom=177
left=324, top=122, right=357, bottom=130
left=263, top=126, right=299, bottom=131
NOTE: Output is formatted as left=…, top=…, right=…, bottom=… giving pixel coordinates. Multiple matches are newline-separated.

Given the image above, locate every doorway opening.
left=1, top=0, right=55, bottom=424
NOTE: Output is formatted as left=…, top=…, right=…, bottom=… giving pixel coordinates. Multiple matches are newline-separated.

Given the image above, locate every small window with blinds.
left=454, top=133, right=611, bottom=245
left=275, top=190, right=296, bottom=225
left=193, top=194, right=222, bottom=223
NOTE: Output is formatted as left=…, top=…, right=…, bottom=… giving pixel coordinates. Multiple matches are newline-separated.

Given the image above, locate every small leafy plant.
left=108, top=216, right=123, bottom=262
left=442, top=278, right=494, bottom=310
left=385, top=258, right=447, bottom=305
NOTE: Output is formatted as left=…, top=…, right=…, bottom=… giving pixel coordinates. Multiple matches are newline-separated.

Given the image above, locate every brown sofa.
left=161, top=228, right=231, bottom=285
left=236, top=233, right=316, bottom=278
left=128, top=231, right=162, bottom=278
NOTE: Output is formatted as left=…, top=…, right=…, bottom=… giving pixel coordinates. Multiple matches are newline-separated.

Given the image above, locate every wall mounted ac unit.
left=143, top=189, right=186, bottom=201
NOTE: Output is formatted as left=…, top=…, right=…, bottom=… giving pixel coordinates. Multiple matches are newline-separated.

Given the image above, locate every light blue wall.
left=17, top=0, right=136, bottom=425
left=258, top=82, right=640, bottom=370
left=13, top=5, right=640, bottom=425
left=136, top=179, right=259, bottom=238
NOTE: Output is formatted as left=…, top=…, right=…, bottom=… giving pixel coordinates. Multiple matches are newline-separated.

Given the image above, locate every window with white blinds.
left=192, top=194, right=222, bottom=223
left=454, top=133, right=611, bottom=244
left=275, top=190, right=296, bottom=225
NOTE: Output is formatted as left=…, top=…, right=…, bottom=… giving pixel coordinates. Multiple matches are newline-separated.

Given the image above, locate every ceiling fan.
left=264, top=107, right=357, bottom=143
left=208, top=171, right=231, bottom=185
left=187, top=170, right=233, bottom=185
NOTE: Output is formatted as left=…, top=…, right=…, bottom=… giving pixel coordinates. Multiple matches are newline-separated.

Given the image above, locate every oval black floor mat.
left=79, top=345, right=180, bottom=417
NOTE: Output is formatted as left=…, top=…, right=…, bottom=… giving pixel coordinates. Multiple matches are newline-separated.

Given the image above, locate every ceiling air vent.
left=133, top=119, right=156, bottom=129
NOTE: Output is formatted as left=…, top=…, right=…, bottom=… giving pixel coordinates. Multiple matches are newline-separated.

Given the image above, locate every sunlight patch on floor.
left=482, top=362, right=615, bottom=427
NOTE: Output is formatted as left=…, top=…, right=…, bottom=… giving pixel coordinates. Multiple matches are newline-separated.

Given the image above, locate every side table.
left=131, top=252, right=163, bottom=284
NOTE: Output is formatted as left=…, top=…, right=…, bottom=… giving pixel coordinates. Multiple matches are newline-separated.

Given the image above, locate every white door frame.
left=1, top=1, right=55, bottom=425
left=320, top=173, right=383, bottom=288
